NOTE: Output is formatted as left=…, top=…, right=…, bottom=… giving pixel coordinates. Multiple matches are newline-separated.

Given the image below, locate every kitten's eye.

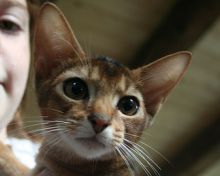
left=63, top=78, right=89, bottom=100
left=117, top=96, right=139, bottom=116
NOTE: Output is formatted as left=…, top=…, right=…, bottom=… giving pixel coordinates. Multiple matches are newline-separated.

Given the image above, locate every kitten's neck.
left=38, top=143, right=130, bottom=176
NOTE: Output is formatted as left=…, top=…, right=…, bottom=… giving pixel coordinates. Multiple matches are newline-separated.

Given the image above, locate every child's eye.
left=0, top=20, right=21, bottom=33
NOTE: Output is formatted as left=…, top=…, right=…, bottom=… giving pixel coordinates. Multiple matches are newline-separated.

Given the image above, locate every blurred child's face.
left=0, top=0, right=30, bottom=129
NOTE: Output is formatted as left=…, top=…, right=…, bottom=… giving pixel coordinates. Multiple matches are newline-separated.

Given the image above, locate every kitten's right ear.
left=34, top=3, right=85, bottom=79
left=133, top=52, right=191, bottom=123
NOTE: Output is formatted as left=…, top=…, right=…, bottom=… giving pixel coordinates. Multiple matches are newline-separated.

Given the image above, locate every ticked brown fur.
left=31, top=3, right=191, bottom=176
left=0, top=142, right=28, bottom=176
left=0, top=111, right=35, bottom=176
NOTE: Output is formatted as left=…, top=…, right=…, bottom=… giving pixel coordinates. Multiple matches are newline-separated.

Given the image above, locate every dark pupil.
left=118, top=96, right=139, bottom=116
left=0, top=21, right=18, bottom=31
left=63, top=78, right=88, bottom=100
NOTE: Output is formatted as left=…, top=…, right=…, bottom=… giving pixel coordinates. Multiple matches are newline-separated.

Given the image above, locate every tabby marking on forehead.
left=90, top=66, right=100, bottom=80
left=118, top=75, right=126, bottom=92
left=92, top=96, right=114, bottom=117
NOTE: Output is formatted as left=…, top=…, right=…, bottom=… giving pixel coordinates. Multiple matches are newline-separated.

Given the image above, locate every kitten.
left=31, top=3, right=191, bottom=176
left=0, top=111, right=31, bottom=176
left=0, top=142, right=28, bottom=176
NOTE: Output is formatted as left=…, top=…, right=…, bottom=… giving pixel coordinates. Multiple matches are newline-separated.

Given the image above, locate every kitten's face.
left=34, top=3, right=191, bottom=162
left=38, top=57, right=147, bottom=159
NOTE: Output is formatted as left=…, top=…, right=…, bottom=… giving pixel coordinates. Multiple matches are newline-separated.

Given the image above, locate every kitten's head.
left=34, top=3, right=191, bottom=160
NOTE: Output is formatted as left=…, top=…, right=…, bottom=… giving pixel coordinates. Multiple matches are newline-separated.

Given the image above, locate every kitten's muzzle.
left=88, top=113, right=111, bottom=134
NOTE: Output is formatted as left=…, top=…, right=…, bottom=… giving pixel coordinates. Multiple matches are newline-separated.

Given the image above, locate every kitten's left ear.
left=34, top=3, right=85, bottom=79
left=133, top=51, right=191, bottom=123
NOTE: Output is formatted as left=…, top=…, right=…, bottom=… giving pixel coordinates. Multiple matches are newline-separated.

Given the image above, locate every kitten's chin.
left=74, top=138, right=113, bottom=159
left=61, top=133, right=114, bottom=160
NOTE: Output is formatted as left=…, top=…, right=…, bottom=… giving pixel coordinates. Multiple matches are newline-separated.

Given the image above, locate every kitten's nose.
left=88, top=114, right=110, bottom=133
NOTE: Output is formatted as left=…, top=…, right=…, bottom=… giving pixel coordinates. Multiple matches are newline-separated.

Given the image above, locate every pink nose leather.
left=89, top=114, right=110, bottom=133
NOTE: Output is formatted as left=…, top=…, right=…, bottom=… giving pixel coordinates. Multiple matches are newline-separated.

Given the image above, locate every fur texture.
left=31, top=3, right=191, bottom=176
left=0, top=142, right=28, bottom=176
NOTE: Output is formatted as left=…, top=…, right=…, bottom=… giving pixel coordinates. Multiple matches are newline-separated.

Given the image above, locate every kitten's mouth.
left=75, top=137, right=105, bottom=148
left=67, top=135, right=113, bottom=159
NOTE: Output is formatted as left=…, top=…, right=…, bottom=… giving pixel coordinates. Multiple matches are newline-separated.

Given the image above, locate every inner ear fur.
left=34, top=2, right=85, bottom=80
left=133, top=51, right=192, bottom=120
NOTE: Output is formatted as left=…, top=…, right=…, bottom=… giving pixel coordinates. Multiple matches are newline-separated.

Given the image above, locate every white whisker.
left=124, top=142, right=160, bottom=176
left=139, top=141, right=170, bottom=164
left=116, top=147, right=135, bottom=176
left=121, top=143, right=151, bottom=176
left=124, top=139, right=161, bottom=170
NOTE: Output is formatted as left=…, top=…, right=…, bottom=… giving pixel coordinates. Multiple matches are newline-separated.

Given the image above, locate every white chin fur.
left=71, top=137, right=113, bottom=159
left=61, top=121, right=115, bottom=159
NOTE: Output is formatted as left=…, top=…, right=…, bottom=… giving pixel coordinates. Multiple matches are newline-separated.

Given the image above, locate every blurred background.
left=24, top=0, right=220, bottom=175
